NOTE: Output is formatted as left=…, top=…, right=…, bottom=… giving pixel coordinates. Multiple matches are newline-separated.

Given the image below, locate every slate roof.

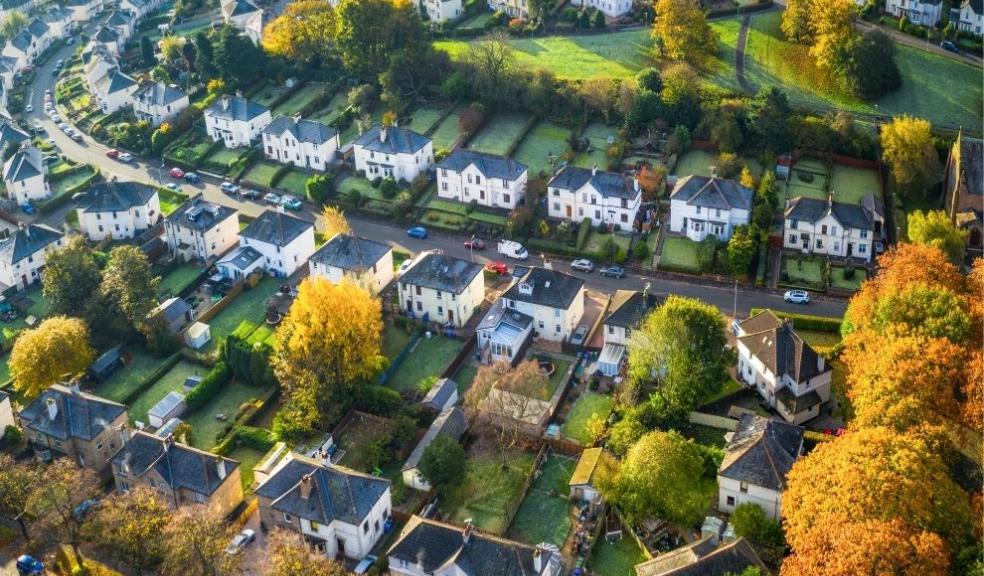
left=402, top=406, right=467, bottom=471
left=775, top=387, right=822, bottom=415
left=476, top=300, right=534, bottom=333
left=965, top=0, right=984, bottom=16
left=154, top=297, right=192, bottom=325
left=437, top=148, right=527, bottom=181
left=603, top=289, right=662, bottom=329
left=310, top=234, right=390, bottom=273
left=737, top=310, right=829, bottom=383
left=94, top=25, right=119, bottom=43
left=0, top=223, right=62, bottom=265
left=388, top=516, right=561, bottom=576
left=718, top=414, right=803, bottom=492
left=3, top=146, right=42, bottom=183
left=400, top=253, right=482, bottom=295
left=167, top=197, right=237, bottom=232
left=78, top=181, right=157, bottom=213
left=859, top=193, right=885, bottom=219
left=219, top=246, right=262, bottom=270
left=9, top=30, right=32, bottom=52
left=0, top=119, right=29, bottom=150
left=112, top=431, right=240, bottom=496
left=103, top=69, right=137, bottom=95
left=26, top=19, right=47, bottom=37
left=784, top=196, right=874, bottom=231
left=222, top=0, right=260, bottom=17
left=634, top=537, right=769, bottom=576
left=503, top=266, right=584, bottom=310
left=205, top=95, right=269, bottom=122
left=44, top=8, right=73, bottom=24
left=421, top=378, right=459, bottom=412
left=0, top=56, right=18, bottom=73
left=240, top=210, right=313, bottom=247
left=670, top=175, right=753, bottom=211
left=355, top=125, right=430, bottom=156
left=255, top=455, right=390, bottom=526
left=20, top=384, right=127, bottom=441
left=958, top=134, right=983, bottom=196
left=134, top=81, right=187, bottom=107
left=263, top=115, right=338, bottom=146
left=549, top=165, right=638, bottom=200
left=103, top=10, right=133, bottom=26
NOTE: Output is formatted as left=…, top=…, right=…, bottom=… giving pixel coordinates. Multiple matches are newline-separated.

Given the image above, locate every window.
left=715, top=208, right=721, bottom=217
left=416, top=301, right=422, bottom=312
left=740, top=482, right=749, bottom=493
left=363, top=520, right=369, bottom=534
left=625, top=328, right=631, bottom=338
left=554, top=309, right=560, bottom=318
left=788, top=234, right=796, bottom=243
left=833, top=242, right=840, bottom=251
left=503, top=194, right=510, bottom=204
left=860, top=230, right=868, bottom=239
left=859, top=244, right=867, bottom=254
left=437, top=306, right=443, bottom=315
left=621, top=213, right=628, bottom=223
left=475, top=175, right=481, bottom=184
left=726, top=495, right=735, bottom=506
left=821, top=224, right=827, bottom=234
left=816, top=239, right=823, bottom=249
left=538, top=321, right=544, bottom=329
left=696, top=206, right=702, bottom=214
left=415, top=286, right=421, bottom=296
left=436, top=291, right=442, bottom=300
left=310, top=520, right=320, bottom=531
left=441, top=182, right=448, bottom=191
left=555, top=324, right=561, bottom=332
left=831, top=226, right=838, bottom=236
left=608, top=325, right=614, bottom=334
left=283, top=513, right=292, bottom=522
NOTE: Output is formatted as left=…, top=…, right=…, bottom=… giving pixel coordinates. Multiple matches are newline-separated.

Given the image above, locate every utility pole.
left=733, top=279, right=738, bottom=319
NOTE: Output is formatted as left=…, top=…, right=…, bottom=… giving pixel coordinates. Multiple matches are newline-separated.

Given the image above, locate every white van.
left=497, top=240, right=528, bottom=260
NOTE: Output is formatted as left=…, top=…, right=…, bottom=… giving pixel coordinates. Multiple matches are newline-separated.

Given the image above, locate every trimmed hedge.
left=38, top=170, right=101, bottom=215
left=233, top=425, right=276, bottom=452
left=575, top=217, right=591, bottom=251
left=119, top=351, right=183, bottom=406
left=749, top=308, right=842, bottom=333
left=269, top=162, right=293, bottom=188
left=185, top=361, right=232, bottom=411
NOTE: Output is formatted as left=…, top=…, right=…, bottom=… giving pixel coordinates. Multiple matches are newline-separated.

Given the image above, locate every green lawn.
left=203, top=279, right=281, bottom=350
left=165, top=133, right=213, bottom=165
left=310, top=92, right=349, bottom=124
left=457, top=10, right=492, bottom=29
left=591, top=535, right=648, bottom=576
left=184, top=381, right=273, bottom=450
left=830, top=266, right=867, bottom=291
left=466, top=210, right=508, bottom=226
left=452, top=363, right=478, bottom=394
left=276, top=169, right=310, bottom=197
left=0, top=354, right=10, bottom=386
left=783, top=256, right=824, bottom=286
left=435, top=30, right=652, bottom=80
left=508, top=454, right=574, bottom=547
left=242, top=162, right=281, bottom=188
left=386, top=336, right=464, bottom=392
left=335, top=413, right=396, bottom=474
left=468, top=113, right=531, bottom=156
left=405, top=106, right=446, bottom=134
left=203, top=147, right=246, bottom=172
left=157, top=265, right=202, bottom=298
left=273, top=83, right=329, bottom=116
left=426, top=198, right=470, bottom=215
left=785, top=157, right=829, bottom=201
left=96, top=349, right=174, bottom=404
left=562, top=393, right=613, bottom=445
left=252, top=84, right=289, bottom=107
left=676, top=422, right=729, bottom=449
left=574, top=123, right=620, bottom=169
left=584, top=232, right=631, bottom=260
left=421, top=209, right=468, bottom=231
left=128, top=360, right=208, bottom=426
left=382, top=324, right=413, bottom=358
left=51, top=167, right=96, bottom=195
left=226, top=445, right=265, bottom=491
left=829, top=165, right=881, bottom=205
left=336, top=173, right=383, bottom=202
left=671, top=150, right=762, bottom=180
left=540, top=357, right=572, bottom=401
left=158, top=188, right=188, bottom=216
left=429, top=105, right=466, bottom=150
left=512, top=121, right=571, bottom=178
left=660, top=236, right=701, bottom=273
left=444, top=450, right=535, bottom=534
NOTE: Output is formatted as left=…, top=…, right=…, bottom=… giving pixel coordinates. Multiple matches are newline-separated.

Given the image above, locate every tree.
left=0, top=11, right=27, bottom=41
left=751, top=87, right=791, bottom=155
left=601, top=430, right=706, bottom=526
left=417, top=434, right=467, bottom=496
left=0, top=454, right=38, bottom=540
left=626, top=296, right=729, bottom=419
left=193, top=31, right=217, bottom=78
left=160, top=35, right=184, bottom=66
left=781, top=0, right=812, bottom=42
left=732, top=503, right=785, bottom=562
left=9, top=316, right=94, bottom=399
left=467, top=31, right=515, bottom=106
left=465, top=360, right=548, bottom=465
left=808, top=0, right=856, bottom=72
left=161, top=505, right=241, bottom=576
left=262, top=0, right=338, bottom=64
left=606, top=412, right=647, bottom=456
left=593, top=8, right=606, bottom=27
left=727, top=225, right=757, bottom=278
left=42, top=236, right=102, bottom=318
left=141, top=35, right=156, bottom=68
left=840, top=31, right=901, bottom=100
left=739, top=166, right=755, bottom=189
left=321, top=205, right=351, bottom=239
left=88, top=487, right=171, bottom=575
left=652, top=0, right=718, bottom=65
left=99, top=245, right=160, bottom=330
left=906, top=209, right=967, bottom=263
left=636, top=67, right=662, bottom=93
left=306, top=173, right=335, bottom=205
left=880, top=116, right=941, bottom=197
left=273, top=278, right=383, bottom=438
left=30, top=459, right=100, bottom=565
left=336, top=0, right=427, bottom=78
left=214, top=26, right=266, bottom=87
left=262, top=530, right=349, bottom=576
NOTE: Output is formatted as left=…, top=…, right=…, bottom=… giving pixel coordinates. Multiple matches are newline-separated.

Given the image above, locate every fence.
left=499, top=443, right=550, bottom=536
left=544, top=436, right=583, bottom=456
left=688, top=411, right=739, bottom=431
left=441, top=333, right=478, bottom=379
left=378, top=332, right=422, bottom=385
left=196, top=279, right=247, bottom=323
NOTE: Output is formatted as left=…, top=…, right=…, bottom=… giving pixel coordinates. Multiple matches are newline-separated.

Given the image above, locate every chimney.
left=222, top=95, right=230, bottom=110
left=292, top=113, right=302, bottom=124
left=380, top=126, right=388, bottom=143
left=710, top=165, right=717, bottom=179
left=299, top=473, right=313, bottom=499
left=591, top=164, right=598, bottom=176
left=46, top=397, right=58, bottom=421
left=462, top=522, right=474, bottom=545
left=121, top=452, right=132, bottom=475
left=533, top=546, right=543, bottom=573
left=216, top=458, right=227, bottom=480
left=117, top=423, right=130, bottom=447
left=69, top=381, right=81, bottom=395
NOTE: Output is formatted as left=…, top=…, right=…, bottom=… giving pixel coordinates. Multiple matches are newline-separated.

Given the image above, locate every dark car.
left=183, top=172, right=200, bottom=184
left=599, top=265, right=625, bottom=278
left=464, top=237, right=486, bottom=250
left=941, top=40, right=959, bottom=53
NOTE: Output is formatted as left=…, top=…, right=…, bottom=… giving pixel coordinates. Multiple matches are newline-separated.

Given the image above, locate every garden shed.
left=89, top=346, right=123, bottom=381
left=421, top=377, right=459, bottom=412
left=147, top=391, right=186, bottom=429
left=184, top=321, right=211, bottom=349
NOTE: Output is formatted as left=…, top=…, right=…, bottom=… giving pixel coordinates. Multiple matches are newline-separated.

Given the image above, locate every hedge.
left=185, top=361, right=232, bottom=411
left=38, top=170, right=101, bottom=215
left=749, top=308, right=842, bottom=333
left=575, top=217, right=591, bottom=251
left=233, top=425, right=276, bottom=452
left=269, top=162, right=293, bottom=188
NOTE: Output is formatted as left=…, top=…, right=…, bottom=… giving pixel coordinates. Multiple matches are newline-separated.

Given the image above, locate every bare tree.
left=467, top=31, right=515, bottom=104
left=29, top=459, right=100, bottom=565
left=465, top=360, right=548, bottom=466
left=87, top=487, right=171, bottom=575
left=161, top=504, right=241, bottom=576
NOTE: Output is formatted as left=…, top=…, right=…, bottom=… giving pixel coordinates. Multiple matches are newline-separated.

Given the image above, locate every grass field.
left=0, top=355, right=10, bottom=386
left=226, top=445, right=265, bottom=491
left=785, top=157, right=829, bottom=202
left=165, top=132, right=213, bottom=166
left=242, top=162, right=281, bottom=188
left=584, top=232, right=631, bottom=260
left=276, top=169, right=309, bottom=197
left=422, top=210, right=468, bottom=230
left=95, top=349, right=172, bottom=403
left=508, top=454, right=575, bottom=547
left=128, top=360, right=207, bottom=426
left=252, top=84, right=289, bottom=107
left=562, top=393, right=613, bottom=445
left=660, top=236, right=701, bottom=272
left=185, top=381, right=272, bottom=450
left=452, top=363, right=478, bottom=394
left=204, top=279, right=281, bottom=350
left=445, top=450, right=535, bottom=534
left=310, top=92, right=349, bottom=124
left=405, top=107, right=446, bottom=134
left=429, top=105, right=466, bottom=150
left=336, top=174, right=383, bottom=202
left=574, top=123, right=620, bottom=168
left=468, top=113, right=531, bottom=156
left=539, top=357, right=572, bottom=401
left=203, top=147, right=246, bottom=172
left=382, top=324, right=413, bottom=358
left=386, top=336, right=463, bottom=392
left=830, top=266, right=867, bottom=291
left=158, top=188, right=188, bottom=216
left=783, top=256, right=823, bottom=286
left=273, top=83, right=328, bottom=116
left=512, top=121, right=571, bottom=178
left=157, top=265, right=202, bottom=298
left=829, top=164, right=881, bottom=205
left=591, top=535, right=647, bottom=576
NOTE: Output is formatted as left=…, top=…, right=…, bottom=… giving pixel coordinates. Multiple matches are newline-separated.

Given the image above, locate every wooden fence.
left=440, top=333, right=478, bottom=379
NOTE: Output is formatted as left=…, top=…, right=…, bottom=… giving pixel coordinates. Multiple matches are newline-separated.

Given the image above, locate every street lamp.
left=468, top=234, right=475, bottom=262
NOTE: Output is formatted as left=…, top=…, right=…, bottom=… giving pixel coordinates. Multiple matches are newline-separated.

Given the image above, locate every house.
left=959, top=0, right=983, bottom=35
left=0, top=223, right=64, bottom=291
left=571, top=0, right=631, bottom=18
left=669, top=175, right=753, bottom=242
left=3, top=146, right=48, bottom=205
left=717, top=414, right=803, bottom=520
left=102, top=11, right=135, bottom=44
left=598, top=288, right=661, bottom=377
left=388, top=516, right=563, bottom=576
left=121, top=0, right=164, bottom=18
left=0, top=56, right=17, bottom=90
left=569, top=447, right=616, bottom=509
left=476, top=300, right=534, bottom=365
left=501, top=266, right=585, bottom=342
left=19, top=383, right=128, bottom=471
left=547, top=165, right=642, bottom=228
left=886, top=0, right=942, bottom=26
left=486, top=0, right=530, bottom=19
left=82, top=46, right=116, bottom=91
left=145, top=391, right=186, bottom=428
left=236, top=209, right=315, bottom=278
left=397, top=253, right=484, bottom=328
left=76, top=180, right=161, bottom=241
left=66, top=0, right=103, bottom=22
left=256, top=452, right=392, bottom=559
left=421, top=378, right=458, bottom=412
left=436, top=149, right=527, bottom=210
left=148, top=297, right=194, bottom=334
left=401, top=406, right=467, bottom=491
left=420, top=0, right=462, bottom=21
left=133, top=81, right=190, bottom=126
left=353, top=125, right=433, bottom=183
left=2, top=20, right=50, bottom=69
left=0, top=390, right=14, bottom=432
left=634, top=536, right=769, bottom=576
left=309, top=234, right=394, bottom=293
left=783, top=196, right=877, bottom=263
left=944, top=132, right=983, bottom=256
left=220, top=0, right=264, bottom=44
left=0, top=0, right=34, bottom=22
left=92, top=68, right=138, bottom=114
left=734, top=310, right=832, bottom=424
left=164, top=197, right=239, bottom=262
left=0, top=118, right=28, bottom=148
left=204, top=94, right=272, bottom=148
left=262, top=115, right=340, bottom=171
left=111, top=430, right=243, bottom=516
left=92, top=25, right=124, bottom=55
left=43, top=9, right=76, bottom=37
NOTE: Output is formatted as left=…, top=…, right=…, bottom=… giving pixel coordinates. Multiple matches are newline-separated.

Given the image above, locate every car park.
left=280, top=195, right=302, bottom=210
left=783, top=290, right=810, bottom=304
left=571, top=259, right=594, bottom=272
left=221, top=181, right=240, bottom=195
left=484, top=261, right=508, bottom=275
left=263, top=192, right=280, bottom=204
left=406, top=226, right=428, bottom=239
left=598, top=265, right=625, bottom=278
left=117, top=152, right=133, bottom=162
left=224, top=529, right=255, bottom=555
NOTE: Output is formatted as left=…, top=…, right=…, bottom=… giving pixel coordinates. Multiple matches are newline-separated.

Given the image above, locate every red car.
left=464, top=238, right=486, bottom=250
left=105, top=149, right=119, bottom=159
left=484, top=261, right=508, bottom=275
left=169, top=167, right=185, bottom=179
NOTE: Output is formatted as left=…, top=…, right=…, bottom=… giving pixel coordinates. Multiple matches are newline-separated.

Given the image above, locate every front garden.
left=659, top=236, right=701, bottom=273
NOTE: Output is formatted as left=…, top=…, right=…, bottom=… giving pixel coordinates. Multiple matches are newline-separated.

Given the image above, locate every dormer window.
left=518, top=283, right=532, bottom=295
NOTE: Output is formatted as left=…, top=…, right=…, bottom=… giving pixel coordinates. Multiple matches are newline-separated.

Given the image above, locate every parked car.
left=598, top=265, right=625, bottom=278
left=497, top=239, right=528, bottom=260
left=406, top=226, right=428, bottom=239
left=69, top=131, right=82, bottom=141
left=169, top=167, right=185, bottom=178
left=24, top=104, right=32, bottom=112
left=220, top=181, right=240, bottom=195
left=105, top=148, right=119, bottom=158
left=280, top=195, right=302, bottom=211
left=783, top=290, right=810, bottom=304
left=16, top=555, right=44, bottom=575
left=570, top=259, right=594, bottom=273
left=353, top=555, right=378, bottom=575
left=239, top=188, right=260, bottom=200
left=263, top=192, right=280, bottom=204
left=31, top=119, right=43, bottom=131
left=224, top=529, right=255, bottom=555
left=464, top=237, right=486, bottom=250
left=484, top=261, right=508, bottom=275
left=117, top=152, right=133, bottom=162
left=166, top=182, right=180, bottom=191
left=183, top=172, right=200, bottom=184
left=20, top=202, right=35, bottom=215
left=941, top=40, right=959, bottom=53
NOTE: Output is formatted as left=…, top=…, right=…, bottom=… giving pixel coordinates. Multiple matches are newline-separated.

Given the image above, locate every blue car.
left=407, top=226, right=428, bottom=239
left=16, top=555, right=44, bottom=575
left=20, top=203, right=35, bottom=215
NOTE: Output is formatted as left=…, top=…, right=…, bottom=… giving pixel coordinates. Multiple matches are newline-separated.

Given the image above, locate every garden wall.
left=687, top=411, right=739, bottom=431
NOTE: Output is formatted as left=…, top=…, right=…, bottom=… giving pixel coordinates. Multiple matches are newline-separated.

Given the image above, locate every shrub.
left=633, top=239, right=650, bottom=260
left=353, top=384, right=402, bottom=417
left=184, top=361, right=232, bottom=411
left=234, top=425, right=276, bottom=451
left=748, top=308, right=842, bottom=332
left=592, top=9, right=606, bottom=28
left=379, top=177, right=398, bottom=199
left=843, top=265, right=855, bottom=280
left=418, top=435, right=466, bottom=495
left=371, top=176, right=382, bottom=188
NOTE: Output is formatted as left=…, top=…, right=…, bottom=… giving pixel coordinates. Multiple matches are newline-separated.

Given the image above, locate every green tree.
left=141, top=35, right=156, bottom=68
left=0, top=454, right=38, bottom=540
left=214, top=26, right=266, bottom=86
left=31, top=459, right=100, bottom=566
left=42, top=236, right=102, bottom=318
left=336, top=0, right=427, bottom=78
left=636, top=68, right=662, bottom=93
left=261, top=0, right=338, bottom=64
left=781, top=0, right=812, bottom=42
left=606, top=411, right=647, bottom=456
left=193, top=31, right=217, bottom=78
left=593, top=9, right=606, bottom=28
left=906, top=209, right=967, bottom=263
left=652, top=0, right=718, bottom=65
left=731, top=503, right=785, bottom=562
left=0, top=11, right=27, bottom=41
left=727, top=225, right=757, bottom=277
left=751, top=87, right=791, bottom=154
left=839, top=31, right=901, bottom=100
left=100, top=245, right=160, bottom=330
left=417, top=435, right=467, bottom=496
left=808, top=0, right=857, bottom=72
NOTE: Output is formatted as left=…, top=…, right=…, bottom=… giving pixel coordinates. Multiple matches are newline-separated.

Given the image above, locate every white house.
left=388, top=516, right=563, bottom=576
left=0, top=390, right=14, bottom=431
left=547, top=165, right=642, bottom=228
left=92, top=68, right=138, bottom=114
left=0, top=223, right=64, bottom=291
left=401, top=406, right=467, bottom=491
left=718, top=414, right=803, bottom=520
left=959, top=0, right=983, bottom=35
left=397, top=253, right=484, bottom=328
left=256, top=452, right=392, bottom=560
left=486, top=0, right=529, bottom=19
left=220, top=0, right=264, bottom=44
left=65, top=0, right=103, bottom=22
left=133, top=82, right=190, bottom=126
left=235, top=209, right=314, bottom=278
left=76, top=181, right=161, bottom=241
left=420, top=0, right=462, bottom=23
left=886, top=0, right=943, bottom=26
left=121, top=0, right=164, bottom=18
left=436, top=148, right=528, bottom=210
left=165, top=196, right=239, bottom=263
left=262, top=115, right=340, bottom=172
left=43, top=9, right=76, bottom=37
left=0, top=119, right=29, bottom=149
left=598, top=288, right=661, bottom=378
left=0, top=56, right=18, bottom=90
left=92, top=25, right=124, bottom=55
left=204, top=94, right=272, bottom=148
left=476, top=300, right=534, bottom=364
left=2, top=22, right=48, bottom=70
left=634, top=537, right=768, bottom=576
left=783, top=195, right=878, bottom=263
left=669, top=175, right=753, bottom=242
left=571, top=0, right=631, bottom=18
left=102, top=11, right=135, bottom=44
left=354, top=125, right=433, bottom=183
left=500, top=267, right=585, bottom=343
left=309, top=233, right=394, bottom=293
left=3, top=146, right=48, bottom=205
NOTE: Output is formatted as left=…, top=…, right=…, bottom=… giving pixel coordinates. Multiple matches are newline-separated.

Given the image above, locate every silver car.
left=571, top=259, right=594, bottom=273
left=783, top=290, right=810, bottom=304
left=224, top=529, right=255, bottom=555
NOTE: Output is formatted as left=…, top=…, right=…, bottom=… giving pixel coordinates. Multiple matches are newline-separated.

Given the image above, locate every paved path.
left=735, top=14, right=752, bottom=93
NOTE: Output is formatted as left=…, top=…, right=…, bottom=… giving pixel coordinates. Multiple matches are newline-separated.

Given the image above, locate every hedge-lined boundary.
left=119, top=351, right=184, bottom=407
left=749, top=308, right=842, bottom=333
left=185, top=361, right=232, bottom=411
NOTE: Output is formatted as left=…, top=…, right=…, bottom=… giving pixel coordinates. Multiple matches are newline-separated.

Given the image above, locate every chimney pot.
left=710, top=165, right=717, bottom=178
left=462, top=522, right=473, bottom=544
left=216, top=458, right=227, bottom=480
left=299, top=473, right=313, bottom=499
left=46, top=397, right=58, bottom=421
left=592, top=164, right=598, bottom=176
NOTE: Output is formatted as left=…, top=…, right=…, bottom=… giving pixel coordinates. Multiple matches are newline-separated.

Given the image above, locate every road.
left=26, top=35, right=847, bottom=320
